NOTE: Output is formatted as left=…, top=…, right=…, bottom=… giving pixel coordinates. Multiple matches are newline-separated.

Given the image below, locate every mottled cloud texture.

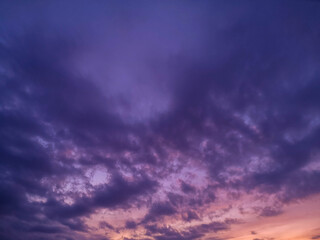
left=1, top=1, right=320, bottom=240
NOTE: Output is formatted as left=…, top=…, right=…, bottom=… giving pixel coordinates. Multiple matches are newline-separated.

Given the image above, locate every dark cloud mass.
left=0, top=0, right=320, bottom=240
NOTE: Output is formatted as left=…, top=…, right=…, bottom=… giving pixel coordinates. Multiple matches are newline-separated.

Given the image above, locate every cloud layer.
left=0, top=1, right=320, bottom=240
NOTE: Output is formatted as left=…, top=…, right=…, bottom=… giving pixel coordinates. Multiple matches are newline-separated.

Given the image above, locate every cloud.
left=145, top=224, right=203, bottom=240
left=99, top=222, right=114, bottom=230
left=258, top=207, right=283, bottom=217
left=144, top=221, right=229, bottom=240
left=45, top=173, right=158, bottom=221
left=0, top=0, right=320, bottom=239
left=142, top=201, right=177, bottom=223
left=125, top=221, right=137, bottom=229
left=182, top=211, right=200, bottom=222
left=27, top=225, right=66, bottom=234
left=180, top=181, right=196, bottom=194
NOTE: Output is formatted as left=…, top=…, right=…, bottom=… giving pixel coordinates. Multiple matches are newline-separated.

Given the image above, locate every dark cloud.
left=93, top=174, right=158, bottom=209
left=145, top=221, right=229, bottom=240
left=125, top=221, right=137, bottom=229
left=99, top=222, right=114, bottom=231
left=191, top=222, right=229, bottom=234
left=258, top=206, right=283, bottom=217
left=142, top=201, right=177, bottom=223
left=27, top=225, right=66, bottom=234
left=45, top=173, right=157, bottom=222
left=182, top=211, right=200, bottom=222
left=145, top=224, right=203, bottom=240
left=181, top=181, right=196, bottom=194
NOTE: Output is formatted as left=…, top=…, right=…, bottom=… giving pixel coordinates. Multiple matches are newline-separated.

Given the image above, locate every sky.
left=0, top=1, right=320, bottom=240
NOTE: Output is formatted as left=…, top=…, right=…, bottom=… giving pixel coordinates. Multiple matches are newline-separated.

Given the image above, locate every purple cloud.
left=0, top=1, right=320, bottom=239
